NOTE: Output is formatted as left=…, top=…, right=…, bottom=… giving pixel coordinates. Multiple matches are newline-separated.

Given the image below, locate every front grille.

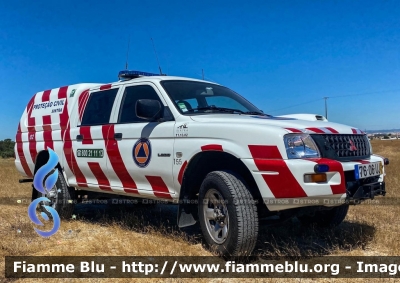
left=311, top=134, right=371, bottom=161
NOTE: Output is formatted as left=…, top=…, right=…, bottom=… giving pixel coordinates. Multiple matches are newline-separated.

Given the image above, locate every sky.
left=1, top=0, right=400, bottom=139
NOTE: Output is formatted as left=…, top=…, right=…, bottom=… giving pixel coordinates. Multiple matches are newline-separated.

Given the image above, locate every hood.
left=189, top=114, right=363, bottom=134
left=277, top=113, right=328, bottom=122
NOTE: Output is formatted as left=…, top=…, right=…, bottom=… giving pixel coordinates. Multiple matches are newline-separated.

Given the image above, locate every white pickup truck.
left=15, top=70, right=388, bottom=257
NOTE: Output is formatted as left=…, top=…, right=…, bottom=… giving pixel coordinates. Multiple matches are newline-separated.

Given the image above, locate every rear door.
left=106, top=82, right=176, bottom=199
left=70, top=87, right=119, bottom=190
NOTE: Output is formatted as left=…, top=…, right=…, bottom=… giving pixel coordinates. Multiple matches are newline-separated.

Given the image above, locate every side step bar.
left=19, top=178, right=33, bottom=183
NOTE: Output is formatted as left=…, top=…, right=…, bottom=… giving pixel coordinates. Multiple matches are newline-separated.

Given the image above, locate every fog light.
left=314, top=164, right=329, bottom=173
left=304, top=173, right=327, bottom=183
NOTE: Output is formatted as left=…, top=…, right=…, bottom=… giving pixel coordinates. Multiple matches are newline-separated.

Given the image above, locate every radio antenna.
left=125, top=35, right=130, bottom=70
left=151, top=37, right=163, bottom=75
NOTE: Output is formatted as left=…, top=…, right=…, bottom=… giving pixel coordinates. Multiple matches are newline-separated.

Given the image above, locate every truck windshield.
left=160, top=80, right=265, bottom=116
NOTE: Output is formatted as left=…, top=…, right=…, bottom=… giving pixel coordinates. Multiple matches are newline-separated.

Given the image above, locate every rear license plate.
left=354, top=162, right=382, bottom=179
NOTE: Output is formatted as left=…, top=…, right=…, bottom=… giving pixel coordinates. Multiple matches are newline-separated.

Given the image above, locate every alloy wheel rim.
left=203, top=188, right=229, bottom=244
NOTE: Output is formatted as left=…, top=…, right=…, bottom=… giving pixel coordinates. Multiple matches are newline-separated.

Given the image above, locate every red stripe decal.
left=28, top=132, right=37, bottom=163
left=64, top=136, right=88, bottom=187
left=58, top=86, right=69, bottom=136
left=285, top=128, right=302, bottom=133
left=80, top=126, right=93, bottom=144
left=43, top=130, right=53, bottom=150
left=61, top=86, right=88, bottom=187
left=42, top=115, right=52, bottom=132
left=145, top=176, right=173, bottom=199
left=201, top=144, right=223, bottom=151
left=309, top=158, right=346, bottom=194
left=249, top=145, right=307, bottom=198
left=16, top=124, right=33, bottom=177
left=26, top=95, right=36, bottom=132
left=42, top=90, right=55, bottom=150
left=351, top=128, right=357, bottom=134
left=178, top=160, right=188, bottom=185
left=25, top=95, right=37, bottom=169
left=78, top=90, right=90, bottom=121
left=325, top=127, right=339, bottom=134
left=58, top=86, right=68, bottom=99
left=248, top=145, right=282, bottom=159
left=87, top=162, right=112, bottom=191
left=103, top=125, right=139, bottom=194
left=63, top=125, right=88, bottom=187
left=260, top=161, right=308, bottom=198
left=42, top=90, right=51, bottom=102
left=81, top=92, right=90, bottom=120
left=306, top=127, right=325, bottom=133
left=100, top=84, right=112, bottom=90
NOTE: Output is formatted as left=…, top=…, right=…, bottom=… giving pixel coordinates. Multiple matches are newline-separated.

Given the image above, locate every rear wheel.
left=297, top=205, right=349, bottom=228
left=198, top=171, right=258, bottom=258
left=32, top=169, right=75, bottom=219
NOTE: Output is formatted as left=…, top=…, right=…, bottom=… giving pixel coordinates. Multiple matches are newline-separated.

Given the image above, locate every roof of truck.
left=114, top=75, right=218, bottom=85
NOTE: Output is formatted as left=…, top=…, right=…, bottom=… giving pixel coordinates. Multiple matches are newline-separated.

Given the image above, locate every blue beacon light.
left=314, top=164, right=330, bottom=173
left=118, top=70, right=160, bottom=80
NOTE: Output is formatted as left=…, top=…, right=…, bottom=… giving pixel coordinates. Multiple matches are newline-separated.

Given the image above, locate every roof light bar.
left=118, top=70, right=160, bottom=80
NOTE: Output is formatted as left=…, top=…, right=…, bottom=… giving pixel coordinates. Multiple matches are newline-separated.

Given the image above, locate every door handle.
left=114, top=133, right=123, bottom=139
left=76, top=134, right=83, bottom=142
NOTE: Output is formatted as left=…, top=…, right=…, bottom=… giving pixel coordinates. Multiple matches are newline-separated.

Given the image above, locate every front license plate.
left=354, top=162, right=382, bottom=179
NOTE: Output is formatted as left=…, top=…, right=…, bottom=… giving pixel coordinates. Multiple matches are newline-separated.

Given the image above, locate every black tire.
left=198, top=171, right=258, bottom=258
left=297, top=205, right=349, bottom=228
left=32, top=169, right=75, bottom=219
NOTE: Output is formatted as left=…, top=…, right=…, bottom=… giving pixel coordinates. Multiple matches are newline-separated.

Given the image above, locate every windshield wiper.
left=187, top=106, right=244, bottom=114
left=243, top=111, right=272, bottom=116
left=186, top=106, right=272, bottom=116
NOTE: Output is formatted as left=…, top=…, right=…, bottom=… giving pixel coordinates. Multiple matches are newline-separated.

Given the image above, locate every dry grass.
left=0, top=140, right=399, bottom=282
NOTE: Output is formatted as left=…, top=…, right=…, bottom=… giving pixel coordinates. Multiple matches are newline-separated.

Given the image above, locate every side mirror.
left=136, top=99, right=163, bottom=121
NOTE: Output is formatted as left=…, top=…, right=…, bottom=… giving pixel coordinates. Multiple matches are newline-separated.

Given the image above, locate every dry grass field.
left=0, top=139, right=399, bottom=282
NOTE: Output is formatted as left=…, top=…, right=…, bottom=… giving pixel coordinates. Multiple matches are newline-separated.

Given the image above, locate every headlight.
left=284, top=134, right=320, bottom=159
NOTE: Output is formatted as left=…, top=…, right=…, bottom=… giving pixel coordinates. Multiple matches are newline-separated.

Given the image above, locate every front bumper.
left=242, top=154, right=387, bottom=211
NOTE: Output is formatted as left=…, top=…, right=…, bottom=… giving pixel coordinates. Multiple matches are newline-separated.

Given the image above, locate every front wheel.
left=198, top=171, right=258, bottom=258
left=297, top=205, right=349, bottom=228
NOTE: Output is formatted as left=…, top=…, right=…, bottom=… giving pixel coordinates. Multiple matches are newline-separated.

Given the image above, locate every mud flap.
left=177, top=204, right=197, bottom=228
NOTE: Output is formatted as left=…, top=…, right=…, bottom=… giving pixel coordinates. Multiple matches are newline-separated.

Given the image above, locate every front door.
left=106, top=83, right=176, bottom=199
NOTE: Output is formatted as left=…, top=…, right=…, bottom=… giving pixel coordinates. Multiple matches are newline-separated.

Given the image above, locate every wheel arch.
left=34, top=150, right=63, bottom=173
left=177, top=150, right=261, bottom=227
left=34, top=150, right=70, bottom=187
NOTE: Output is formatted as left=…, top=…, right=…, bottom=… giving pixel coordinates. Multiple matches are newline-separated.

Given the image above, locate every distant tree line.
left=0, top=139, right=15, bottom=158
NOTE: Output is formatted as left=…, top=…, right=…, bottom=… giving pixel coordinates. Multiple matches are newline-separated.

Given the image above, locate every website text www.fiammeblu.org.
left=6, top=256, right=400, bottom=278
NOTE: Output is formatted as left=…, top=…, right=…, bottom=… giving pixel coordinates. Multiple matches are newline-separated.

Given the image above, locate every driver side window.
left=118, top=85, right=162, bottom=123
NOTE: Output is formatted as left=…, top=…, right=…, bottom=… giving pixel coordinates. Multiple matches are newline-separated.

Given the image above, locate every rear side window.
left=118, top=85, right=162, bottom=123
left=81, top=89, right=118, bottom=126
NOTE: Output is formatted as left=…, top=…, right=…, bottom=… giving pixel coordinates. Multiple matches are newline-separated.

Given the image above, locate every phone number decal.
left=76, top=149, right=104, bottom=158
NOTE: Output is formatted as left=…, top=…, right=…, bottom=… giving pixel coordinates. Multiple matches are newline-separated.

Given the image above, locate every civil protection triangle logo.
left=133, top=138, right=152, bottom=168
left=27, top=148, right=61, bottom=237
